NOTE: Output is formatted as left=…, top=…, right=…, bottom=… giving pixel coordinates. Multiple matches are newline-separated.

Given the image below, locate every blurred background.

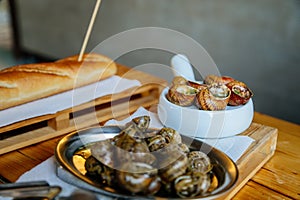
left=0, top=0, right=299, bottom=124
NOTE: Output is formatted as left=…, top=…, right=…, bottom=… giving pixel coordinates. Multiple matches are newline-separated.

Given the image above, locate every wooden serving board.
left=0, top=64, right=167, bottom=155
left=222, top=122, right=278, bottom=199
left=103, top=112, right=277, bottom=199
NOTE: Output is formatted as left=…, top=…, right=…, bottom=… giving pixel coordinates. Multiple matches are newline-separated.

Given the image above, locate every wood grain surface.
left=0, top=64, right=166, bottom=154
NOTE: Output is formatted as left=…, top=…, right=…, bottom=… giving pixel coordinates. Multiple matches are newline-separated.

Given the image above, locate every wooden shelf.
left=0, top=64, right=167, bottom=154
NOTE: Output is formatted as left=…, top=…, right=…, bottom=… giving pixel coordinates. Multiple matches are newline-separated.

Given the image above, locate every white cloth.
left=5, top=107, right=254, bottom=199
left=0, top=75, right=141, bottom=127
left=1, top=156, right=111, bottom=200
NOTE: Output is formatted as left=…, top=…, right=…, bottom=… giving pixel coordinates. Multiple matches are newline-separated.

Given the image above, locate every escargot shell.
left=116, top=161, right=160, bottom=194
left=172, top=76, right=188, bottom=85
left=174, top=172, right=211, bottom=198
left=167, top=84, right=199, bottom=106
left=204, top=74, right=234, bottom=85
left=196, top=83, right=231, bottom=110
left=114, top=132, right=156, bottom=165
left=221, top=76, right=235, bottom=84
left=177, top=143, right=190, bottom=154
left=85, top=156, right=116, bottom=186
left=131, top=115, right=151, bottom=133
left=85, top=156, right=103, bottom=176
left=119, top=115, right=150, bottom=138
left=147, top=134, right=167, bottom=152
left=226, top=80, right=253, bottom=106
left=158, top=152, right=189, bottom=183
left=147, top=127, right=183, bottom=152
left=90, top=139, right=116, bottom=168
left=158, top=127, right=182, bottom=144
left=188, top=81, right=207, bottom=91
left=187, top=151, right=212, bottom=174
left=204, top=74, right=221, bottom=85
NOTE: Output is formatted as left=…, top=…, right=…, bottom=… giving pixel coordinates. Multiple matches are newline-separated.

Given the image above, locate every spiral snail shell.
left=174, top=172, right=211, bottom=198
left=85, top=156, right=116, bottom=186
left=158, top=152, right=189, bottom=183
left=116, top=161, right=161, bottom=194
left=85, top=116, right=217, bottom=198
left=167, top=84, right=199, bottom=106
left=187, top=151, right=212, bottom=174
left=196, top=83, right=231, bottom=111
left=226, top=80, right=253, bottom=106
left=188, top=80, right=207, bottom=91
left=166, top=75, right=253, bottom=110
left=90, top=139, right=116, bottom=168
left=172, top=76, right=189, bottom=85
left=204, top=74, right=234, bottom=85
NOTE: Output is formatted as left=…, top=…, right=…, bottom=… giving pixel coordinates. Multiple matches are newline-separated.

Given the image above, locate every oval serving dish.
left=158, top=87, right=254, bottom=138
left=55, top=126, right=238, bottom=200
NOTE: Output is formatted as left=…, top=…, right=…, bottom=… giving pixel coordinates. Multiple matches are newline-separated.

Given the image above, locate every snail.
left=195, top=83, right=231, bottom=111
left=167, top=75, right=253, bottom=110
left=188, top=80, right=207, bottom=91
left=85, top=156, right=116, bottom=186
left=226, top=80, right=253, bottom=106
left=174, top=171, right=211, bottom=198
left=204, top=74, right=234, bottom=85
left=85, top=116, right=215, bottom=198
left=187, top=151, right=212, bottom=174
left=167, top=84, right=199, bottom=106
left=158, top=152, right=189, bottom=183
left=172, top=76, right=189, bottom=85
left=116, top=161, right=161, bottom=194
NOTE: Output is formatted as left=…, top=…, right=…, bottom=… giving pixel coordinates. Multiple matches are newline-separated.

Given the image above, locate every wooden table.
left=0, top=66, right=299, bottom=199
left=1, top=113, right=299, bottom=199
left=234, top=113, right=300, bottom=200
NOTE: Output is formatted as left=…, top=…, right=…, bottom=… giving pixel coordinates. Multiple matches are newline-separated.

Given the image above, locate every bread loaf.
left=0, top=53, right=117, bottom=110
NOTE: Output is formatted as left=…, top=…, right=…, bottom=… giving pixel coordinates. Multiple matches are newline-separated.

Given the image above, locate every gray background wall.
left=15, top=0, right=300, bottom=124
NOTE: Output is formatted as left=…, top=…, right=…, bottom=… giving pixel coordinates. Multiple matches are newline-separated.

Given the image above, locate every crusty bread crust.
left=0, top=53, right=117, bottom=110
left=56, top=53, right=114, bottom=63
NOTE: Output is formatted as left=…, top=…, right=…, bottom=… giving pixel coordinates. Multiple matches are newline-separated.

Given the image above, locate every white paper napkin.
left=4, top=107, right=254, bottom=200
left=0, top=75, right=141, bottom=127
left=1, top=156, right=112, bottom=200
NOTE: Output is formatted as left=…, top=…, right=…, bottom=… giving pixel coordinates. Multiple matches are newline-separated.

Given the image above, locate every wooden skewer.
left=78, top=0, right=102, bottom=62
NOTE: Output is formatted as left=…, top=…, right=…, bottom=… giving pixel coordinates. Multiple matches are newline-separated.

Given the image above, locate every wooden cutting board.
left=222, top=122, right=277, bottom=199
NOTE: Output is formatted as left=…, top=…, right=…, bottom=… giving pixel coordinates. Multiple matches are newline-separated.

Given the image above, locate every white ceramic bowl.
left=157, top=87, right=254, bottom=138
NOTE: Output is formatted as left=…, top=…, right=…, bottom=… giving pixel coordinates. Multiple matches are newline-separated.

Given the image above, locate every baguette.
left=56, top=53, right=114, bottom=63
left=0, top=53, right=117, bottom=110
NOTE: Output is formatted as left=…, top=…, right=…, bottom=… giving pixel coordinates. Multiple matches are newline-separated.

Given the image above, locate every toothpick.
left=78, top=0, right=102, bottom=62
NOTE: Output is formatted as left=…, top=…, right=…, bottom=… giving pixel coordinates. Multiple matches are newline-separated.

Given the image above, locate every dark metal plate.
left=55, top=126, right=238, bottom=199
